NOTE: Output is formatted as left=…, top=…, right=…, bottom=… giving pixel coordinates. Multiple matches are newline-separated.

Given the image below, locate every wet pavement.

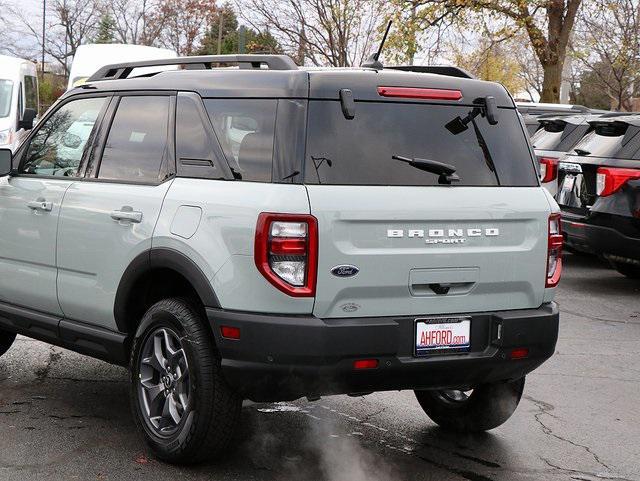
left=0, top=252, right=638, bottom=481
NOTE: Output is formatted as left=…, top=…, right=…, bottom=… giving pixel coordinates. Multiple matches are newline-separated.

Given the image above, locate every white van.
left=67, top=44, right=177, bottom=90
left=0, top=55, right=38, bottom=152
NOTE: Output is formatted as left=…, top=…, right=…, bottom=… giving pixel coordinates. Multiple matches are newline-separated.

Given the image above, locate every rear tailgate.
left=556, top=118, right=640, bottom=218
left=303, top=76, right=551, bottom=319
left=308, top=186, right=551, bottom=318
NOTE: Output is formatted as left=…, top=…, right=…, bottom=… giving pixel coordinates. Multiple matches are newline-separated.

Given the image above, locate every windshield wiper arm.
left=392, top=155, right=460, bottom=184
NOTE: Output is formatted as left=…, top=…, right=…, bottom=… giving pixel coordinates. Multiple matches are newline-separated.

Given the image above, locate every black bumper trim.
left=562, top=218, right=640, bottom=259
left=206, top=303, right=559, bottom=402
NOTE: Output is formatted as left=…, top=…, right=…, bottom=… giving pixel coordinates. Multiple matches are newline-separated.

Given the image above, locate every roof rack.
left=87, top=54, right=298, bottom=82
left=387, top=65, right=475, bottom=79
left=599, top=112, right=635, bottom=118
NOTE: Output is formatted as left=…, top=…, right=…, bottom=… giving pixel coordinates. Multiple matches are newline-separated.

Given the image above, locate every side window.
left=21, top=97, right=107, bottom=177
left=24, top=76, right=38, bottom=111
left=97, top=96, right=170, bottom=183
left=176, top=95, right=215, bottom=162
left=176, top=94, right=227, bottom=178
left=203, top=99, right=276, bottom=182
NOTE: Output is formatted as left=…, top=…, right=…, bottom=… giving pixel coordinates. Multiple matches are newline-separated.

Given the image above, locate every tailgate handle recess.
left=409, top=267, right=479, bottom=297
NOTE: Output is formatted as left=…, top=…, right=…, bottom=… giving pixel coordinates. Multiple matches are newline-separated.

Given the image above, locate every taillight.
left=539, top=157, right=559, bottom=183
left=546, top=214, right=563, bottom=288
left=254, top=213, right=318, bottom=297
left=596, top=167, right=640, bottom=197
left=377, top=86, right=462, bottom=101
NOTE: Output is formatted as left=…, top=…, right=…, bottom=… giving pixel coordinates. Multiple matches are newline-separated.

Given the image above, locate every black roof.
left=66, top=54, right=515, bottom=107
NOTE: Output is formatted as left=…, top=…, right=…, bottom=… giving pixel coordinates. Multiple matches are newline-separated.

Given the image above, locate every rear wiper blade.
left=574, top=148, right=591, bottom=156
left=392, top=155, right=460, bottom=184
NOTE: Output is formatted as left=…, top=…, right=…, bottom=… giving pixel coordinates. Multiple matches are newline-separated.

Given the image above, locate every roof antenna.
left=362, top=20, right=392, bottom=69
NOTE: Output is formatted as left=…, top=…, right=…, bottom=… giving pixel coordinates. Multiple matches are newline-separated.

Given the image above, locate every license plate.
left=415, top=317, right=471, bottom=356
left=562, top=175, right=576, bottom=192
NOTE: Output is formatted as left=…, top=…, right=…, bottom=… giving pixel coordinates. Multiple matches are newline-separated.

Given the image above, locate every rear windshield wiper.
left=574, top=148, right=591, bottom=156
left=392, top=155, right=460, bottom=184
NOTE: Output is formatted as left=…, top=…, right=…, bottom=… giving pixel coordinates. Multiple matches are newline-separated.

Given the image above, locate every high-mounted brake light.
left=255, top=213, right=318, bottom=297
left=377, top=86, right=462, bottom=101
left=539, top=157, right=559, bottom=183
left=596, top=167, right=640, bottom=197
left=546, top=214, right=563, bottom=288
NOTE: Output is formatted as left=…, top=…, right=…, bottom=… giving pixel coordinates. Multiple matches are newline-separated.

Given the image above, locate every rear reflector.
left=377, top=86, right=462, bottom=101
left=539, top=157, right=559, bottom=183
left=220, top=326, right=241, bottom=340
left=596, top=167, right=640, bottom=197
left=546, top=214, right=563, bottom=288
left=353, top=359, right=379, bottom=370
left=510, top=348, right=529, bottom=360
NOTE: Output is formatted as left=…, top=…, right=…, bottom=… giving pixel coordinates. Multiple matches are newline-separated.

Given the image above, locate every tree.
left=158, top=0, right=214, bottom=55
left=382, top=0, right=463, bottom=64
left=238, top=0, right=384, bottom=66
left=10, top=0, right=102, bottom=75
left=452, top=40, right=525, bottom=95
left=197, top=5, right=280, bottom=55
left=197, top=3, right=238, bottom=54
left=94, top=13, right=116, bottom=44
left=107, top=0, right=166, bottom=46
left=571, top=0, right=640, bottom=111
left=571, top=62, right=615, bottom=109
left=392, top=0, right=581, bottom=102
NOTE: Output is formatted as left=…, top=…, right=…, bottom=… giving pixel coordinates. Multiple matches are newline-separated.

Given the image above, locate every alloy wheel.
left=138, top=327, right=190, bottom=436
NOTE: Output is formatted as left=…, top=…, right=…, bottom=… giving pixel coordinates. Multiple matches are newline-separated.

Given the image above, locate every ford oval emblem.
left=331, top=265, right=359, bottom=278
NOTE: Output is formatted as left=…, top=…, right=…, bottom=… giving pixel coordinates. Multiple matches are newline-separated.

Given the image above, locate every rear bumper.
left=562, top=217, right=598, bottom=253
left=562, top=215, right=640, bottom=260
left=207, top=303, right=559, bottom=402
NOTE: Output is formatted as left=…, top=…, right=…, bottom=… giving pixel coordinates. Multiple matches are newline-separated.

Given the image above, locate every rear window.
left=531, top=126, right=564, bottom=150
left=531, top=121, right=590, bottom=153
left=571, top=122, right=628, bottom=158
left=304, top=101, right=538, bottom=186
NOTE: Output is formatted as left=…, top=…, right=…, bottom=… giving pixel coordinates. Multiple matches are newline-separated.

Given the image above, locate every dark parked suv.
left=556, top=114, right=640, bottom=277
left=530, top=113, right=599, bottom=194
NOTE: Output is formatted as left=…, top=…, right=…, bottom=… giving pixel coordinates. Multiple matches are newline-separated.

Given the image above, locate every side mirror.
left=0, top=149, right=12, bottom=176
left=18, top=108, right=37, bottom=131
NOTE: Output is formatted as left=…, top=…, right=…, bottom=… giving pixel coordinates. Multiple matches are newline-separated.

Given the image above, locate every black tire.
left=611, top=261, right=640, bottom=279
left=0, top=330, right=16, bottom=358
left=414, top=377, right=525, bottom=432
left=130, top=298, right=241, bottom=464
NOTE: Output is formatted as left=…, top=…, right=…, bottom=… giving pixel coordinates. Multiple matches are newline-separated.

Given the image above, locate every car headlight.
left=0, top=129, right=12, bottom=146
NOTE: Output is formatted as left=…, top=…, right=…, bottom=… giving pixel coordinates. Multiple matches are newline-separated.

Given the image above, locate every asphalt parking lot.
left=0, top=252, right=638, bottom=481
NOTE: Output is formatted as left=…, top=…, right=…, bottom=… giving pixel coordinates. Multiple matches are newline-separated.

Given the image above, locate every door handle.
left=27, top=199, right=53, bottom=212
left=110, top=208, right=143, bottom=224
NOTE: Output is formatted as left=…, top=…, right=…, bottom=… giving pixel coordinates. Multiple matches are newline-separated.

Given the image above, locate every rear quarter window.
left=204, top=99, right=276, bottom=182
left=304, top=101, right=538, bottom=187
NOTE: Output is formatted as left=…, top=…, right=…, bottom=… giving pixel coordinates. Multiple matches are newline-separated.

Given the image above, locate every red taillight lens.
left=596, top=167, right=640, bottom=197
left=377, top=86, right=463, bottom=101
left=546, top=213, right=563, bottom=288
left=539, top=157, right=559, bottom=183
left=255, top=213, right=318, bottom=297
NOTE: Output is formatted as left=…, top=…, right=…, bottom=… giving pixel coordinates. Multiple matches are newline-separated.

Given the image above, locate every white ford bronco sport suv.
left=0, top=54, right=561, bottom=464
